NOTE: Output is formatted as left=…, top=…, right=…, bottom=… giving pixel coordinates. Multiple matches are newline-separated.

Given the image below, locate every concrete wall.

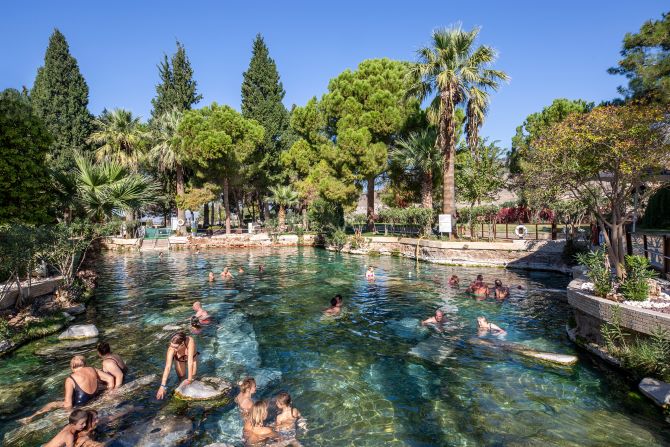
left=0, top=276, right=63, bottom=310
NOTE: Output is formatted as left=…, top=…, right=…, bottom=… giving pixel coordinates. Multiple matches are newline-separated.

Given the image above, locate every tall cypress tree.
left=151, top=41, right=202, bottom=121
left=241, top=34, right=290, bottom=201
left=31, top=29, right=93, bottom=171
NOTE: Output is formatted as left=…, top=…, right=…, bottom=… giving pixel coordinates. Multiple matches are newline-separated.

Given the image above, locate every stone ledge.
left=567, top=278, right=670, bottom=336
left=0, top=276, right=63, bottom=311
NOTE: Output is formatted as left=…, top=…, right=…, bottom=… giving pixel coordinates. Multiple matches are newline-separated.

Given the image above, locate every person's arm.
left=156, top=348, right=174, bottom=399
left=63, top=376, right=74, bottom=409
left=104, top=360, right=124, bottom=389
left=96, top=368, right=116, bottom=390
left=64, top=431, right=76, bottom=447
left=186, top=338, right=196, bottom=383
left=491, top=323, right=506, bottom=334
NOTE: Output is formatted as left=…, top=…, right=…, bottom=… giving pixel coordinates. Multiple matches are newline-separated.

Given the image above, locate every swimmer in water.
left=238, top=266, right=245, bottom=273
left=492, top=279, right=510, bottom=300
left=208, top=271, right=215, bottom=282
left=467, top=274, right=489, bottom=297
left=323, top=294, right=343, bottom=316
left=448, top=275, right=459, bottom=286
left=366, top=266, right=375, bottom=280
left=43, top=409, right=89, bottom=447
left=258, top=264, right=265, bottom=273
left=243, top=400, right=280, bottom=445
left=274, top=391, right=302, bottom=432
left=235, top=377, right=257, bottom=420
left=477, top=316, right=507, bottom=336
left=421, top=309, right=445, bottom=328
left=192, top=301, right=211, bottom=324
left=221, top=267, right=233, bottom=280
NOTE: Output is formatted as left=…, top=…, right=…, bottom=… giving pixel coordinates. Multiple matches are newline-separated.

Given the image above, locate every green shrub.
left=327, top=227, right=347, bottom=252
left=308, top=199, right=344, bottom=233
left=620, top=255, right=657, bottom=301
left=575, top=248, right=612, bottom=297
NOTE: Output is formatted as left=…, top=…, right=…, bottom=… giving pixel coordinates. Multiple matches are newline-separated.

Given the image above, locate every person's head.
left=208, top=271, right=214, bottom=277
left=68, top=409, right=89, bottom=431
left=86, top=410, right=99, bottom=430
left=330, top=297, right=338, bottom=307
left=368, top=266, right=373, bottom=271
left=190, top=316, right=202, bottom=328
left=476, top=274, right=483, bottom=281
left=193, top=301, right=202, bottom=311
left=477, top=316, right=488, bottom=327
left=70, top=355, right=86, bottom=371
left=450, top=275, right=458, bottom=280
left=169, top=332, right=187, bottom=349
left=275, top=391, right=292, bottom=409
left=335, top=294, right=343, bottom=305
left=494, top=279, right=502, bottom=287
left=97, top=342, right=111, bottom=357
left=435, top=310, right=444, bottom=322
left=223, top=267, right=229, bottom=273
left=240, top=377, right=256, bottom=395
left=250, top=400, right=269, bottom=427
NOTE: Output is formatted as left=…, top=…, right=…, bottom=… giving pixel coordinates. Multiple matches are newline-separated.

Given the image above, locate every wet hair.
left=335, top=294, right=343, bottom=303
left=70, top=355, right=86, bottom=369
left=240, top=377, right=256, bottom=393
left=494, top=279, right=503, bottom=287
left=250, top=400, right=269, bottom=427
left=86, top=409, right=99, bottom=429
left=330, top=297, right=338, bottom=306
left=97, top=342, right=111, bottom=356
left=276, top=391, right=292, bottom=407
left=450, top=275, right=458, bottom=280
left=170, top=331, right=187, bottom=346
left=190, top=316, right=201, bottom=328
left=476, top=274, right=484, bottom=281
left=69, top=409, right=89, bottom=425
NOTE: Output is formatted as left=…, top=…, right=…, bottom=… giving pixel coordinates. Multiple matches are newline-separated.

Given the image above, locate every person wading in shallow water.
left=156, top=332, right=199, bottom=399
left=97, top=342, right=127, bottom=388
left=467, top=274, right=489, bottom=297
left=477, top=316, right=506, bottom=336
left=421, top=309, right=446, bottom=330
left=235, top=377, right=257, bottom=421
left=323, top=295, right=343, bottom=316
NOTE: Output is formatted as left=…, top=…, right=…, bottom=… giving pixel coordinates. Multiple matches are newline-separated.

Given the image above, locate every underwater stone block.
left=58, top=324, right=99, bottom=340
left=174, top=376, right=232, bottom=401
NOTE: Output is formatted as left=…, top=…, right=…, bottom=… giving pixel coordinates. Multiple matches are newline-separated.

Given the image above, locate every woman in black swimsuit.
left=156, top=331, right=199, bottom=399
left=20, top=356, right=115, bottom=424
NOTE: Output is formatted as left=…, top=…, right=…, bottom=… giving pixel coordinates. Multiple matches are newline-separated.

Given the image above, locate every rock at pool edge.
left=58, top=324, right=99, bottom=340
left=639, top=377, right=670, bottom=408
left=174, top=377, right=232, bottom=401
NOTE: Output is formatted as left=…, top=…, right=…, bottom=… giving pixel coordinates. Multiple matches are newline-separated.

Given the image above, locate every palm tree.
left=150, top=109, right=187, bottom=234
left=392, top=128, right=440, bottom=211
left=74, top=154, right=160, bottom=225
left=465, top=87, right=489, bottom=156
left=408, top=26, right=508, bottom=223
left=268, top=185, right=299, bottom=230
left=88, top=109, right=148, bottom=170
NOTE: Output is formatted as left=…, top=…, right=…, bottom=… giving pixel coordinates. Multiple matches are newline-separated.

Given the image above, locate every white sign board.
left=438, top=214, right=452, bottom=233
left=248, top=222, right=254, bottom=234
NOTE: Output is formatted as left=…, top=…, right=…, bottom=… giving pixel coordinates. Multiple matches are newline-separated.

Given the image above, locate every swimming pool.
left=1, top=248, right=669, bottom=446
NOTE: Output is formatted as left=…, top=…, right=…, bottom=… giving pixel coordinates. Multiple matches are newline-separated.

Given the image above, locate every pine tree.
left=151, top=41, right=202, bottom=121
left=241, top=34, right=290, bottom=204
left=31, top=29, right=93, bottom=171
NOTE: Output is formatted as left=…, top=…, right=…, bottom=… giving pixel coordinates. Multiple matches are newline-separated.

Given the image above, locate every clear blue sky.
left=1, top=1, right=667, bottom=148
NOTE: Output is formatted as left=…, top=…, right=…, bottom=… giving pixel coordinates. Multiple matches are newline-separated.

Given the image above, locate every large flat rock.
left=113, top=415, right=193, bottom=447
left=639, top=377, right=670, bottom=408
left=58, top=324, right=98, bottom=340
left=174, top=376, right=232, bottom=401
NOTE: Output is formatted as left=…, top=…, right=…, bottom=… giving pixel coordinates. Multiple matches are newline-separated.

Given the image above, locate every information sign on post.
left=438, top=214, right=452, bottom=234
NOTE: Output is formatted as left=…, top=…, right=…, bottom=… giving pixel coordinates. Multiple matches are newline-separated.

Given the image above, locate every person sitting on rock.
left=448, top=275, right=459, bottom=287
left=323, top=295, right=343, bottom=316
left=221, top=267, right=234, bottom=280
left=43, top=409, right=89, bottom=447
left=74, top=410, right=104, bottom=447
left=365, top=266, right=375, bottom=280
left=235, top=377, right=257, bottom=420
left=274, top=391, right=302, bottom=433
left=492, top=280, right=510, bottom=300
left=244, top=400, right=280, bottom=445
left=477, top=316, right=506, bottom=336
left=97, top=342, right=127, bottom=388
left=421, top=310, right=445, bottom=331
left=156, top=332, right=199, bottom=400
left=467, top=274, right=489, bottom=297
left=22, top=356, right=115, bottom=424
left=192, top=301, right=211, bottom=324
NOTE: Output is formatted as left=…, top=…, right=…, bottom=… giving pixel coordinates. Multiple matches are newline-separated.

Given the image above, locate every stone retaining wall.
left=0, top=276, right=63, bottom=310
left=340, top=237, right=569, bottom=272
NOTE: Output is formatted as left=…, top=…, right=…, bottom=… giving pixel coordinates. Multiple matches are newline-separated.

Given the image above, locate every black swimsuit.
left=69, top=373, right=98, bottom=407
left=104, top=355, right=128, bottom=375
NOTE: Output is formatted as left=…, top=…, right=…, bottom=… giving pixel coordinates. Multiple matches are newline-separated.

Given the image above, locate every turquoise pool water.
left=1, top=248, right=670, bottom=446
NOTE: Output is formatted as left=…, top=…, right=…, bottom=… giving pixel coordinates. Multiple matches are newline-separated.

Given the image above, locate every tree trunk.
left=302, top=204, right=308, bottom=230
left=210, top=202, right=215, bottom=227
left=367, top=175, right=375, bottom=232
left=439, top=86, right=457, bottom=239
left=203, top=203, right=210, bottom=227
left=264, top=201, right=270, bottom=224
left=224, top=177, right=231, bottom=235
left=279, top=205, right=286, bottom=231
left=421, top=170, right=433, bottom=234
left=176, top=163, right=186, bottom=235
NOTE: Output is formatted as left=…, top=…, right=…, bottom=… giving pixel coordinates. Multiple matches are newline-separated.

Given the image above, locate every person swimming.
left=323, top=294, right=343, bottom=316
left=192, top=301, right=211, bottom=324
left=477, top=316, right=507, bottom=336
left=235, top=377, right=257, bottom=420
left=448, top=275, right=459, bottom=286
left=238, top=267, right=245, bottom=273
left=421, top=309, right=445, bottom=327
left=97, top=342, right=127, bottom=388
left=208, top=271, right=215, bottom=282
left=243, top=400, right=280, bottom=445
left=156, top=332, right=199, bottom=399
left=221, top=267, right=234, bottom=280
left=492, top=280, right=510, bottom=300
left=366, top=266, right=375, bottom=280
left=258, top=265, right=265, bottom=273
left=274, top=391, right=302, bottom=433
left=21, top=356, right=115, bottom=424
left=43, top=409, right=89, bottom=447
left=467, top=274, right=489, bottom=296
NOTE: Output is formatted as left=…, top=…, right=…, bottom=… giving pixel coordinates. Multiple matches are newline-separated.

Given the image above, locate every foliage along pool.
left=1, top=248, right=670, bottom=446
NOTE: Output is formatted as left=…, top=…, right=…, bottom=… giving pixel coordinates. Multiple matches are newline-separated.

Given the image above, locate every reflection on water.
left=1, top=248, right=670, bottom=446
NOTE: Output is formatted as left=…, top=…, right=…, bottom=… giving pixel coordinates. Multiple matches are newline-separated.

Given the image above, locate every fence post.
left=551, top=221, right=557, bottom=240
left=535, top=223, right=539, bottom=240
left=643, top=234, right=648, bottom=259
left=481, top=223, right=484, bottom=239
left=626, top=231, right=633, bottom=256
left=664, top=235, right=670, bottom=278
left=493, top=223, right=497, bottom=240
left=505, top=223, right=508, bottom=239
